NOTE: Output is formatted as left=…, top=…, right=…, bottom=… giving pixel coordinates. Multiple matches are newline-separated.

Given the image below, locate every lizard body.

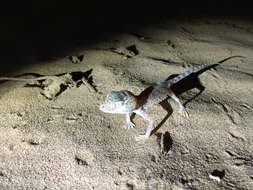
left=100, top=56, right=244, bottom=143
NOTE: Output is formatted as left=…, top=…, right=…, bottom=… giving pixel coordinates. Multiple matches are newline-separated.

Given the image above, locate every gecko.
left=101, top=56, right=244, bottom=143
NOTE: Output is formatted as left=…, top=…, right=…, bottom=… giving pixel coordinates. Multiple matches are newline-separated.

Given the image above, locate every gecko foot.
left=179, top=108, right=189, bottom=118
left=122, top=121, right=135, bottom=129
left=136, top=134, right=149, bottom=143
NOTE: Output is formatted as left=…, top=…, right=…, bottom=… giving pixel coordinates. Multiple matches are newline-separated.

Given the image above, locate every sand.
left=0, top=4, right=253, bottom=189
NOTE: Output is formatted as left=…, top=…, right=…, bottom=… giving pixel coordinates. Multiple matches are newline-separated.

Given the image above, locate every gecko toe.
left=179, top=108, right=189, bottom=118
left=136, top=134, right=148, bottom=143
left=183, top=109, right=189, bottom=118
left=122, top=122, right=135, bottom=129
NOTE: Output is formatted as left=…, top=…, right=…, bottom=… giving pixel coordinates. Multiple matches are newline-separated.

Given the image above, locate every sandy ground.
left=0, top=9, right=253, bottom=190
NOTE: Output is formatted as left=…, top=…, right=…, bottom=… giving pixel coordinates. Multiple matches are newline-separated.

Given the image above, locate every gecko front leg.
left=122, top=113, right=135, bottom=129
left=134, top=109, right=154, bottom=143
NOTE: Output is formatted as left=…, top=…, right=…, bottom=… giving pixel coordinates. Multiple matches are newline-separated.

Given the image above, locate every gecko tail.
left=168, top=55, right=245, bottom=84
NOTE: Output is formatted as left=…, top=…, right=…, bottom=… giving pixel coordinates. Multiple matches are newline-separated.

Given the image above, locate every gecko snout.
left=99, top=104, right=105, bottom=111
left=100, top=103, right=111, bottom=112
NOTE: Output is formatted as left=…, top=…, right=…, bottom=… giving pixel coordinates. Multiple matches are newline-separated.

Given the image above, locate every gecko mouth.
left=99, top=103, right=121, bottom=113
left=100, top=104, right=114, bottom=113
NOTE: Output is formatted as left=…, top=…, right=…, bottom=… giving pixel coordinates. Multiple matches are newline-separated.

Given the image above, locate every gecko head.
left=99, top=90, right=136, bottom=114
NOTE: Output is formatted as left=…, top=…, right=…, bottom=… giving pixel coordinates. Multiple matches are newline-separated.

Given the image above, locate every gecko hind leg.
left=168, top=89, right=189, bottom=118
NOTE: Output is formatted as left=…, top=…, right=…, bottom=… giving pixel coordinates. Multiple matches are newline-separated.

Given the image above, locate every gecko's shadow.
left=150, top=99, right=173, bottom=136
left=148, top=63, right=223, bottom=136
left=169, top=73, right=205, bottom=107
left=168, top=63, right=224, bottom=106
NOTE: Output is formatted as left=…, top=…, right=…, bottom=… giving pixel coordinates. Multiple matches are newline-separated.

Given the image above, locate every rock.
left=75, top=148, right=94, bottom=166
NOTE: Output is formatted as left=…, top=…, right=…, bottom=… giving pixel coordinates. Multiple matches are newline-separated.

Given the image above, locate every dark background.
left=1, top=1, right=252, bottom=75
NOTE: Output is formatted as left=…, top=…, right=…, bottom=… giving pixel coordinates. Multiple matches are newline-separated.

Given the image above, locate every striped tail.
left=169, top=55, right=244, bottom=84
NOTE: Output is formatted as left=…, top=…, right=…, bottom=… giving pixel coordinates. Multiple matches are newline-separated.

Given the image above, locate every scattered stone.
left=126, top=182, right=134, bottom=190
left=224, top=149, right=237, bottom=157
left=114, top=181, right=120, bottom=186
left=143, top=168, right=152, bottom=178
left=179, top=176, right=193, bottom=186
left=110, top=45, right=138, bottom=58
left=41, top=74, right=75, bottom=100
left=180, top=146, right=189, bottom=155
left=205, top=153, right=219, bottom=162
left=228, top=128, right=246, bottom=141
left=50, top=105, right=63, bottom=110
left=126, top=179, right=145, bottom=190
left=16, top=111, right=26, bottom=117
left=227, top=108, right=241, bottom=125
left=209, top=174, right=221, bottom=183
left=167, top=40, right=176, bottom=48
left=68, top=55, right=84, bottom=63
left=150, top=154, right=159, bottom=163
left=75, top=148, right=94, bottom=166
left=240, top=104, right=251, bottom=109
left=126, top=45, right=139, bottom=56
left=209, top=169, right=225, bottom=183
left=0, top=171, right=4, bottom=177
left=26, top=133, right=46, bottom=145
left=117, top=168, right=124, bottom=175
left=65, top=115, right=78, bottom=121
left=130, top=32, right=151, bottom=40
